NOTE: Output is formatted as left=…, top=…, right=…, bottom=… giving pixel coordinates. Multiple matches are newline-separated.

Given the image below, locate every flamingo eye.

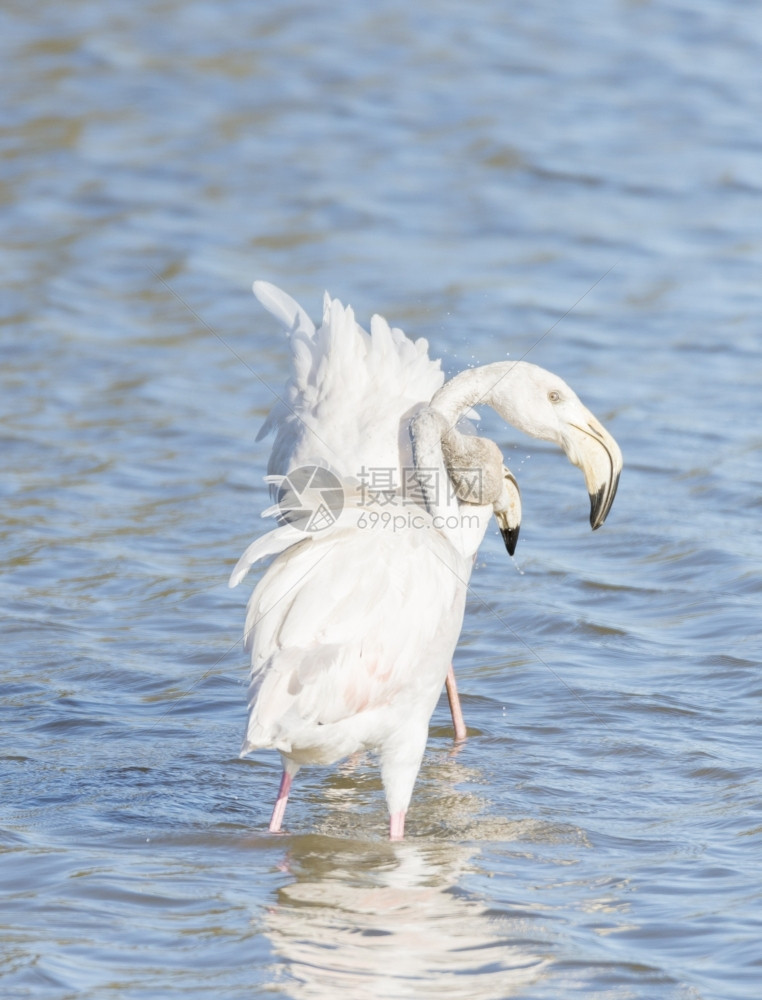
left=548, top=390, right=561, bottom=403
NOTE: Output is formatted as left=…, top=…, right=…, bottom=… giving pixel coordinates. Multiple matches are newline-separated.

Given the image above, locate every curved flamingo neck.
left=429, top=362, right=525, bottom=426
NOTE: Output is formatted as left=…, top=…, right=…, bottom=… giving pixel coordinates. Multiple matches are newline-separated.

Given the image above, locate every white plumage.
left=230, top=282, right=622, bottom=839
left=254, top=282, right=444, bottom=484
left=236, top=507, right=467, bottom=820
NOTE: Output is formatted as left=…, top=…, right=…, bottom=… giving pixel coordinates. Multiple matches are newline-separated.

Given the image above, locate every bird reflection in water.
left=261, top=838, right=549, bottom=999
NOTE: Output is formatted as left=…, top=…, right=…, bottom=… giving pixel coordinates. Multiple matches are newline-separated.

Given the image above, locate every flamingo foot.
left=269, top=770, right=292, bottom=833
left=445, top=664, right=467, bottom=741
left=389, top=810, right=406, bottom=841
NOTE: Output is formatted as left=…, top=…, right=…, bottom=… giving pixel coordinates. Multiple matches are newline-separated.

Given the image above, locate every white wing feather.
left=252, top=280, right=315, bottom=337
left=254, top=286, right=445, bottom=482
left=228, top=522, right=308, bottom=588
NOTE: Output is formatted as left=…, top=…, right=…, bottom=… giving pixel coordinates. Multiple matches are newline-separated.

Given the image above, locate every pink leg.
left=389, top=810, right=406, bottom=841
left=269, top=769, right=292, bottom=833
left=445, top=664, right=467, bottom=741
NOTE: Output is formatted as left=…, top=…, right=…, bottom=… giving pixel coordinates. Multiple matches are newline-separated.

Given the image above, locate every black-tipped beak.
left=500, top=524, right=520, bottom=556
left=567, top=418, right=622, bottom=531
left=589, top=468, right=621, bottom=530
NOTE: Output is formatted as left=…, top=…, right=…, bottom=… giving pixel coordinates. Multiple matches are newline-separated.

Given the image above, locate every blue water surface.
left=2, top=2, right=761, bottom=997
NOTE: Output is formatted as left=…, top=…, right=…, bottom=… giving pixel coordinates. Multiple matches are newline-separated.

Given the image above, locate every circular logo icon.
left=275, top=465, right=345, bottom=532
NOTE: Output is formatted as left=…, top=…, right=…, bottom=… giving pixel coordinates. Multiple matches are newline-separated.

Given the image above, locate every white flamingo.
left=230, top=284, right=622, bottom=839
left=249, top=281, right=518, bottom=739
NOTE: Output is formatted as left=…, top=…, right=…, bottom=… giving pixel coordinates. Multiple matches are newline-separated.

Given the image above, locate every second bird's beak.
left=495, top=466, right=521, bottom=556
left=500, top=523, right=520, bottom=556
